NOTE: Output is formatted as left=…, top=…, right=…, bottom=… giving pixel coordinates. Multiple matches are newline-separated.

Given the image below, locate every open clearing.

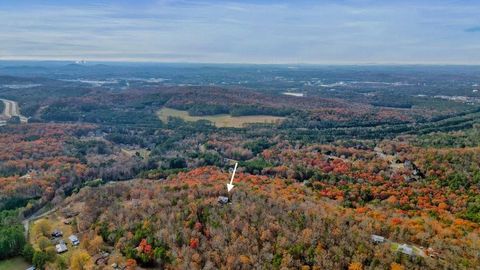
left=157, top=107, right=285, bottom=128
left=29, top=212, right=77, bottom=263
left=0, top=257, right=31, bottom=270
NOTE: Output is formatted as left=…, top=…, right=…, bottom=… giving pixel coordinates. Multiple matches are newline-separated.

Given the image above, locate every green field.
left=0, top=257, right=31, bottom=270
left=157, top=107, right=285, bottom=128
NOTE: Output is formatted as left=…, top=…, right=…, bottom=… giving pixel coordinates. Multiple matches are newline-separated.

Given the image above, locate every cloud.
left=465, top=26, right=480, bottom=32
left=1, top=0, right=480, bottom=64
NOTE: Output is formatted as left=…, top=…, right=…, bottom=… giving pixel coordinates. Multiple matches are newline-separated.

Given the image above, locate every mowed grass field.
left=0, top=257, right=31, bottom=270
left=157, top=107, right=285, bottom=128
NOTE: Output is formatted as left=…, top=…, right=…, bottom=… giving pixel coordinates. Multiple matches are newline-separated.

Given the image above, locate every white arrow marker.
left=227, top=162, right=238, bottom=192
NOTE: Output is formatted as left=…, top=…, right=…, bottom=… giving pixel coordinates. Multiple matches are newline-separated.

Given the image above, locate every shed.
left=69, top=235, right=80, bottom=246
left=371, top=234, right=385, bottom=244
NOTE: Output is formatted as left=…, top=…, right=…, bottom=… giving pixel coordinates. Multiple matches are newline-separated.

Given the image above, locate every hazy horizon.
left=4, top=59, right=480, bottom=67
left=1, top=0, right=480, bottom=64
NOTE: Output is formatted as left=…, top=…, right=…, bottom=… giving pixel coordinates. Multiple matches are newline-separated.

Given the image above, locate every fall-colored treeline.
left=62, top=167, right=479, bottom=269
left=0, top=124, right=93, bottom=206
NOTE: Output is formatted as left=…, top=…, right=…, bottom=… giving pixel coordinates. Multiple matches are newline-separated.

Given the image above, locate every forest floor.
left=157, top=107, right=285, bottom=128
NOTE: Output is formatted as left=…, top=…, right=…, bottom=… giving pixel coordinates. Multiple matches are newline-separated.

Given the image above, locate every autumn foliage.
left=62, top=166, right=480, bottom=269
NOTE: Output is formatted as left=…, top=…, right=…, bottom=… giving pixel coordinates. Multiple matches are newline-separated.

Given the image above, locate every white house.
left=397, top=244, right=414, bottom=256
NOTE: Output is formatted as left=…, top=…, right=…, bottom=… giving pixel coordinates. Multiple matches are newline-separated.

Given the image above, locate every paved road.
left=0, top=98, right=28, bottom=123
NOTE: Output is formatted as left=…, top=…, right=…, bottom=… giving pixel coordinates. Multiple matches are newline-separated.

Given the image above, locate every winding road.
left=0, top=98, right=28, bottom=125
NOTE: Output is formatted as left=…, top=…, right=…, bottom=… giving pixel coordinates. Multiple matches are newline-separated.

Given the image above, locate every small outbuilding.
left=69, top=235, right=80, bottom=246
left=371, top=234, right=386, bottom=244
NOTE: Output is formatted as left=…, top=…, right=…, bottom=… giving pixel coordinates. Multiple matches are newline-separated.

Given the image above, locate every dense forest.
left=61, top=168, right=477, bottom=269
left=1, top=64, right=480, bottom=269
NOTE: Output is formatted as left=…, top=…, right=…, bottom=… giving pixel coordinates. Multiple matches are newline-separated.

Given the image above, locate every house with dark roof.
left=51, top=229, right=63, bottom=238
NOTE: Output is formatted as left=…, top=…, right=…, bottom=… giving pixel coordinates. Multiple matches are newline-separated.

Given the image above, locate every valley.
left=2, top=0, right=480, bottom=268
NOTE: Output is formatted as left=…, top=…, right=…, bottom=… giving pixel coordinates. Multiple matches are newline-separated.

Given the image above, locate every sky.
left=0, top=0, right=480, bottom=64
